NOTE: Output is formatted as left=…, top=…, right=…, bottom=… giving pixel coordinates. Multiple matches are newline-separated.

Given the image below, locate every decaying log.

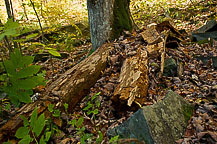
left=112, top=46, right=149, bottom=106
left=46, top=43, right=114, bottom=110
left=0, top=43, right=114, bottom=142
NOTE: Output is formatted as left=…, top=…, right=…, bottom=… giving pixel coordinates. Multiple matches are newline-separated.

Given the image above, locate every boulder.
left=108, top=90, right=194, bottom=144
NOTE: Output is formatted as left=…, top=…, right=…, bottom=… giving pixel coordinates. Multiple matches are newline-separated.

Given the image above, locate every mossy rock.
left=108, top=90, right=194, bottom=144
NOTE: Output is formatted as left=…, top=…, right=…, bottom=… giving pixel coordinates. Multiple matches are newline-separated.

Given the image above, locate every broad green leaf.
left=10, top=49, right=22, bottom=68
left=45, top=131, right=52, bottom=141
left=16, top=91, right=32, bottom=103
left=31, top=76, right=46, bottom=86
left=33, top=113, right=45, bottom=137
left=15, top=78, right=38, bottom=90
left=39, top=135, right=46, bottom=144
left=30, top=107, right=38, bottom=129
left=0, top=33, right=5, bottom=41
left=15, top=127, right=30, bottom=139
left=20, top=115, right=29, bottom=127
left=4, top=60, right=15, bottom=75
left=16, top=65, right=40, bottom=78
left=19, top=56, right=34, bottom=68
left=18, top=135, right=32, bottom=144
left=5, top=19, right=19, bottom=30
left=48, top=49, right=61, bottom=57
left=4, top=28, right=17, bottom=36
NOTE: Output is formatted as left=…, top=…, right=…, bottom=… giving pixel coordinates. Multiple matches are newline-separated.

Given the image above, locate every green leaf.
left=48, top=49, right=61, bottom=57
left=18, top=135, right=32, bottom=144
left=5, top=103, right=11, bottom=110
left=39, top=135, right=46, bottom=144
left=52, top=109, right=60, bottom=117
left=16, top=91, right=32, bottom=103
left=26, top=33, right=38, bottom=40
left=83, top=102, right=93, bottom=111
left=5, top=19, right=20, bottom=30
left=19, top=56, right=34, bottom=68
left=48, top=104, right=54, bottom=112
left=4, top=60, right=16, bottom=76
left=10, top=49, right=22, bottom=68
left=31, top=76, right=46, bottom=86
left=45, top=131, right=52, bottom=141
left=20, top=115, right=29, bottom=127
left=64, top=103, right=68, bottom=112
left=92, top=109, right=98, bottom=115
left=109, top=135, right=119, bottom=144
left=16, top=65, right=40, bottom=78
left=15, top=127, right=30, bottom=139
left=15, top=78, right=38, bottom=90
left=76, top=117, right=84, bottom=127
left=30, top=107, right=38, bottom=128
left=69, top=119, right=76, bottom=127
left=33, top=113, right=45, bottom=137
left=0, top=33, right=5, bottom=41
left=96, top=131, right=103, bottom=144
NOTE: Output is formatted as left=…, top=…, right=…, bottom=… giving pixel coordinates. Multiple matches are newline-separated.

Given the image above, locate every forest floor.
left=0, top=0, right=217, bottom=144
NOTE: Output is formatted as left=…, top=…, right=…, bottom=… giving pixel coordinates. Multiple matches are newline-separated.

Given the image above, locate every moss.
left=182, top=104, right=194, bottom=123
left=111, top=0, right=132, bottom=39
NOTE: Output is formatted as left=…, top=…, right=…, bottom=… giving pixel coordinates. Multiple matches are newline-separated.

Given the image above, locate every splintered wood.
left=141, top=25, right=163, bottom=56
left=113, top=47, right=149, bottom=107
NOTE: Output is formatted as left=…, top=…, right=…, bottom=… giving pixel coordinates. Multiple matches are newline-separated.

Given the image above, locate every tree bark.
left=87, top=0, right=132, bottom=50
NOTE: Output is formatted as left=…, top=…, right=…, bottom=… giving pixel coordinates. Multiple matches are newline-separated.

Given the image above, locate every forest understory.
left=0, top=0, right=217, bottom=143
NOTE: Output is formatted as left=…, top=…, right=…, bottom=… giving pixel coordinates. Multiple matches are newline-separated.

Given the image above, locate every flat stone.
left=108, top=90, right=193, bottom=144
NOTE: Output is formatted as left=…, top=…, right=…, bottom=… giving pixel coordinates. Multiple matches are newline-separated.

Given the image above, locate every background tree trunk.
left=87, top=0, right=132, bottom=50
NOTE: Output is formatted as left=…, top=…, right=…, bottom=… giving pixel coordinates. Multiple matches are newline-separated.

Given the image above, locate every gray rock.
left=163, top=58, right=177, bottom=76
left=107, top=90, right=193, bottom=144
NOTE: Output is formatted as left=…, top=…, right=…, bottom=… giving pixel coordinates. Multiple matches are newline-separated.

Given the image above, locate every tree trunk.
left=87, top=0, right=132, bottom=50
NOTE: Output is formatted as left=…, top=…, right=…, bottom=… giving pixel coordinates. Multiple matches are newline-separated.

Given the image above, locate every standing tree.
left=87, top=0, right=132, bottom=50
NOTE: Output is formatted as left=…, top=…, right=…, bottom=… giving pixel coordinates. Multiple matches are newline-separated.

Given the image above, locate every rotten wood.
left=46, top=43, right=114, bottom=110
left=112, top=46, right=149, bottom=107
left=0, top=43, right=114, bottom=142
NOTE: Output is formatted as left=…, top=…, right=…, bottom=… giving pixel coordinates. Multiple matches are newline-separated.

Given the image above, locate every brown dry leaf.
left=53, top=118, right=62, bottom=127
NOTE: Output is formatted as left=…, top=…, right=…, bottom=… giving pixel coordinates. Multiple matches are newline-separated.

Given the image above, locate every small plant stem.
left=30, top=0, right=45, bottom=43
left=50, top=56, right=54, bottom=75
left=21, top=0, right=29, bottom=20
left=4, top=37, right=13, bottom=53
left=32, top=131, right=39, bottom=144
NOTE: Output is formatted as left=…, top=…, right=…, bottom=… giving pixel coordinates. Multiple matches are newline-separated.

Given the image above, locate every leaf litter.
left=1, top=1, right=217, bottom=143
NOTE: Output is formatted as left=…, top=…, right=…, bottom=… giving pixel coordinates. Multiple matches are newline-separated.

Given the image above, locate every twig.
left=30, top=0, right=45, bottom=43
